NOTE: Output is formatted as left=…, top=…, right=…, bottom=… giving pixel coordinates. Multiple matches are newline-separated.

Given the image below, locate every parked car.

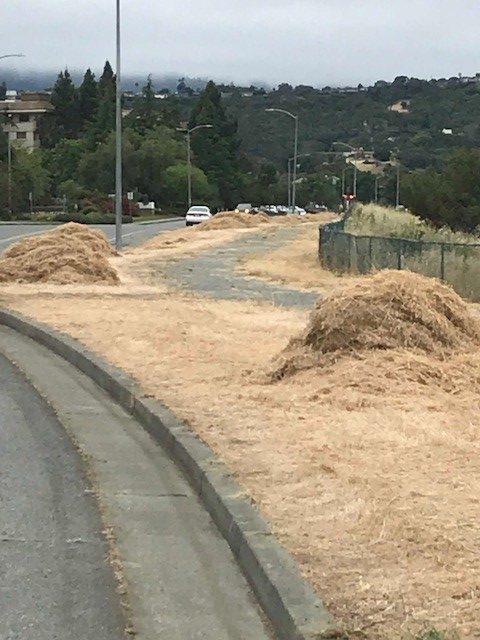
left=235, top=203, right=253, bottom=214
left=185, top=205, right=212, bottom=226
left=289, top=206, right=307, bottom=215
left=305, top=202, right=328, bottom=213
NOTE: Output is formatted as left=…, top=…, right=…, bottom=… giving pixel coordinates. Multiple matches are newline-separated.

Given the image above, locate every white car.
left=288, top=206, right=307, bottom=216
left=235, top=203, right=253, bottom=214
left=185, top=205, right=212, bottom=226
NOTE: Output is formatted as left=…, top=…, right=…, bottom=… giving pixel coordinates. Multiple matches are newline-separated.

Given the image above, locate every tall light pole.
left=177, top=124, right=213, bottom=208
left=374, top=175, right=379, bottom=203
left=287, top=153, right=310, bottom=207
left=266, top=108, right=299, bottom=212
left=0, top=54, right=24, bottom=61
left=115, top=0, right=122, bottom=250
left=1, top=55, right=25, bottom=216
left=333, top=141, right=361, bottom=197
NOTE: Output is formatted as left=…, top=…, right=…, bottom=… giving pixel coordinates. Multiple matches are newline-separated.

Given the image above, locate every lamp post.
left=115, top=0, right=122, bottom=250
left=333, top=141, right=361, bottom=197
left=287, top=153, right=310, bottom=207
left=177, top=124, right=213, bottom=208
left=1, top=54, right=25, bottom=216
left=266, top=108, right=298, bottom=212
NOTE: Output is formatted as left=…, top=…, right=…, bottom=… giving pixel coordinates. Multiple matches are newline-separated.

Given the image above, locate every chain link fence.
left=319, top=219, right=480, bottom=301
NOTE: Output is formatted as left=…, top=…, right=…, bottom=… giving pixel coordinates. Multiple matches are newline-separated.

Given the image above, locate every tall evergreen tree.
left=189, top=81, right=241, bottom=206
left=78, top=68, right=98, bottom=127
left=0, top=82, right=6, bottom=100
left=87, top=61, right=116, bottom=144
left=50, top=69, right=79, bottom=140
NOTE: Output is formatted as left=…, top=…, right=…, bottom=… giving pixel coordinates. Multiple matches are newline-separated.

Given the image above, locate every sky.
left=3, top=0, right=480, bottom=87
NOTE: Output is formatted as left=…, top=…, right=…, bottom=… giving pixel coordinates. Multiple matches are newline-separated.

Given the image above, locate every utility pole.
left=353, top=155, right=358, bottom=197
left=115, top=0, right=122, bottom=250
left=341, top=167, right=346, bottom=196
left=7, top=134, right=12, bottom=216
left=396, top=164, right=400, bottom=208
left=287, top=158, right=291, bottom=208
left=177, top=124, right=213, bottom=208
left=374, top=175, right=379, bottom=203
left=266, top=108, right=299, bottom=211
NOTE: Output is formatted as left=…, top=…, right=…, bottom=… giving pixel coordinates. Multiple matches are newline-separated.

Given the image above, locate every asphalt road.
left=0, top=219, right=184, bottom=251
left=0, top=354, right=125, bottom=640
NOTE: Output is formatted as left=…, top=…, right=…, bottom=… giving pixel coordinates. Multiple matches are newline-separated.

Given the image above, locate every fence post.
left=397, top=240, right=403, bottom=270
left=440, top=243, right=445, bottom=280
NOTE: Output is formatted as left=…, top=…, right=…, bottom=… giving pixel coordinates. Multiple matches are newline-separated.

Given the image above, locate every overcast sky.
left=3, top=0, right=480, bottom=86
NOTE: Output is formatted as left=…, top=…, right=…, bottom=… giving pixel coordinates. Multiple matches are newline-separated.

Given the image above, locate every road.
left=0, top=353, right=125, bottom=640
left=0, top=219, right=184, bottom=251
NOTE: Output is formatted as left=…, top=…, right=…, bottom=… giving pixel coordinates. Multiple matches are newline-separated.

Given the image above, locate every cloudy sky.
left=3, top=0, right=480, bottom=86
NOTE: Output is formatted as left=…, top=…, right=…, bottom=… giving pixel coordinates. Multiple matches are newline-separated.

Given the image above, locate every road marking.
left=0, top=228, right=54, bottom=246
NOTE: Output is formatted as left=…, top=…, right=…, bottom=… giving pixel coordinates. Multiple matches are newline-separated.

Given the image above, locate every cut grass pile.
left=346, top=204, right=480, bottom=244
left=0, top=223, right=118, bottom=285
left=271, top=270, right=480, bottom=380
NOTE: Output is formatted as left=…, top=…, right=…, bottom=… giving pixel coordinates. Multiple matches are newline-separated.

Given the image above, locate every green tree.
left=11, top=149, right=51, bottom=211
left=50, top=69, right=79, bottom=140
left=87, top=61, right=115, bottom=144
left=0, top=82, right=6, bottom=100
left=163, top=163, right=216, bottom=205
left=189, top=81, right=241, bottom=206
left=78, top=68, right=98, bottom=128
left=44, top=138, right=86, bottom=195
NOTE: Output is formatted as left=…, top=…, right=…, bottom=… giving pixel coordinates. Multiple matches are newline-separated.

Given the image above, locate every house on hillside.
left=0, top=92, right=53, bottom=151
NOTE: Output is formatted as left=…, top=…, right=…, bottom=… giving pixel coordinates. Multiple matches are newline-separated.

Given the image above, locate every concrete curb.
left=0, top=309, right=337, bottom=640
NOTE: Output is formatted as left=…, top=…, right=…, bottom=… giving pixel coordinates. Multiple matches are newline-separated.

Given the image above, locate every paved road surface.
left=0, top=354, right=125, bottom=640
left=163, top=225, right=319, bottom=308
left=0, top=219, right=184, bottom=251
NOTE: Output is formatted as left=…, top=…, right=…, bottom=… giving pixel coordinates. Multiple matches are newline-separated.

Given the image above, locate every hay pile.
left=272, top=270, right=480, bottom=380
left=197, top=211, right=271, bottom=230
left=0, top=223, right=119, bottom=285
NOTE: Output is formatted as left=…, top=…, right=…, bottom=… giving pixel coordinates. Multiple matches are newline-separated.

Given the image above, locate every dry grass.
left=346, top=204, right=480, bottom=244
left=0, top=223, right=118, bottom=285
left=3, top=230, right=480, bottom=639
left=238, top=221, right=346, bottom=294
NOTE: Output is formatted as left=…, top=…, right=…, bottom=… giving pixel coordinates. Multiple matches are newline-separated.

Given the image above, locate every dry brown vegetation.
left=238, top=222, right=345, bottom=293
left=2, top=223, right=480, bottom=639
left=0, top=223, right=118, bottom=285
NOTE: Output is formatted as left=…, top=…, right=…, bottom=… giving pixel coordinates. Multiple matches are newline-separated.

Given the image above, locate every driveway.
left=0, top=219, right=184, bottom=251
left=0, top=353, right=125, bottom=640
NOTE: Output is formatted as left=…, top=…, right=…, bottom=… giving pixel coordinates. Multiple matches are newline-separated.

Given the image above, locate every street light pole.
left=287, top=158, right=291, bottom=208
left=396, top=164, right=400, bottom=208
left=374, top=175, right=379, bottom=203
left=177, top=124, right=213, bottom=208
left=7, top=134, right=12, bottom=216
left=266, top=108, right=299, bottom=211
left=115, top=0, right=122, bottom=251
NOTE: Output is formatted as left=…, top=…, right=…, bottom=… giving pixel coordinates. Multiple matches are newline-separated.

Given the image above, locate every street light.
left=177, top=124, right=213, bottom=208
left=333, top=141, right=361, bottom=197
left=266, top=108, right=298, bottom=211
left=1, top=54, right=25, bottom=216
left=115, top=0, right=122, bottom=250
left=0, top=54, right=24, bottom=61
left=287, top=153, right=310, bottom=207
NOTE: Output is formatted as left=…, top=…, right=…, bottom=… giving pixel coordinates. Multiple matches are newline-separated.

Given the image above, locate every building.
left=0, top=92, right=53, bottom=151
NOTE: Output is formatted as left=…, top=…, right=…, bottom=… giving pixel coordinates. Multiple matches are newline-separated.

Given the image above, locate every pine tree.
left=131, top=75, right=157, bottom=133
left=189, top=81, right=241, bottom=206
left=87, top=61, right=116, bottom=144
left=78, top=69, right=98, bottom=128
left=49, top=69, right=80, bottom=141
left=0, top=82, right=6, bottom=101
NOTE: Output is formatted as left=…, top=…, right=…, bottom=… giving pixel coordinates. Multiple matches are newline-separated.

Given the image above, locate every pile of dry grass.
left=196, top=211, right=271, bottom=230
left=272, top=270, right=480, bottom=380
left=0, top=223, right=119, bottom=285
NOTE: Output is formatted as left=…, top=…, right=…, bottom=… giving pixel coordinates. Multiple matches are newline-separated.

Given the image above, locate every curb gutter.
left=0, top=309, right=336, bottom=640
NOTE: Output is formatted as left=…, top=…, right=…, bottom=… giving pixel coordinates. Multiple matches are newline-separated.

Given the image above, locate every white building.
left=0, top=92, right=53, bottom=152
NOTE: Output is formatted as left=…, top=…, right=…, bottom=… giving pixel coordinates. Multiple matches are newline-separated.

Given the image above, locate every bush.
left=31, top=211, right=56, bottom=222
left=53, top=212, right=88, bottom=224
left=85, top=211, right=106, bottom=224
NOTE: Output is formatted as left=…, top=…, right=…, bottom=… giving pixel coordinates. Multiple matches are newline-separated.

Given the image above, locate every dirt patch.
left=3, top=233, right=480, bottom=639
left=272, top=270, right=480, bottom=380
left=0, top=223, right=118, bottom=285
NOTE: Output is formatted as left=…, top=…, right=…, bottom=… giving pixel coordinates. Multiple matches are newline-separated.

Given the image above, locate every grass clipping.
left=197, top=211, right=272, bottom=230
left=272, top=270, right=480, bottom=382
left=0, top=223, right=119, bottom=285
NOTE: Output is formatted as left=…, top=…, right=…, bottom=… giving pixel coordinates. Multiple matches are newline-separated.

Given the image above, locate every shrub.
left=53, top=212, right=88, bottom=224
